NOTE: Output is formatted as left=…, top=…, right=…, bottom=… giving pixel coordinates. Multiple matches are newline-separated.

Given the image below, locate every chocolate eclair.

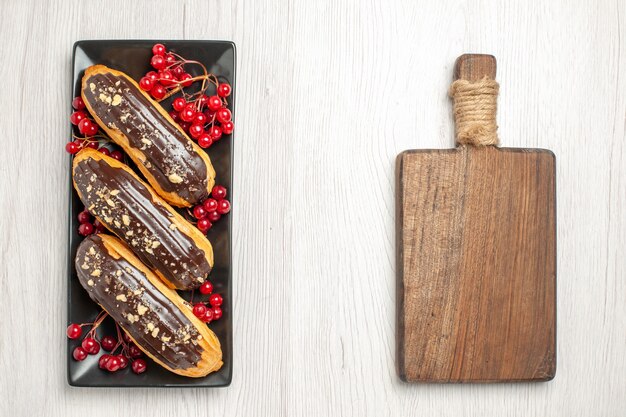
left=81, top=64, right=215, bottom=207
left=72, top=148, right=213, bottom=290
left=75, top=234, right=222, bottom=377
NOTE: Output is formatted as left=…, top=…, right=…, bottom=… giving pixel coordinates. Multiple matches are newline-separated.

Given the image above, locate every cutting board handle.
left=454, top=54, right=496, bottom=82
left=450, top=54, right=499, bottom=146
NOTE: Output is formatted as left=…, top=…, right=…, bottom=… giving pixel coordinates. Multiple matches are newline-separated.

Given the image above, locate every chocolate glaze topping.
left=73, top=156, right=211, bottom=290
left=82, top=71, right=209, bottom=204
left=75, top=235, right=204, bottom=370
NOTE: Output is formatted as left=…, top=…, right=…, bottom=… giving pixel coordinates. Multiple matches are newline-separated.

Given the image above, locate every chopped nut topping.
left=151, top=327, right=160, bottom=338
left=161, top=336, right=171, bottom=343
left=122, top=215, right=130, bottom=226
left=141, top=138, right=152, bottom=146
left=116, top=270, right=122, bottom=276
left=126, top=230, right=134, bottom=236
left=137, top=304, right=148, bottom=315
left=147, top=323, right=155, bottom=331
left=127, top=313, right=137, bottom=323
left=114, top=220, right=121, bottom=228
left=111, top=94, right=122, bottom=106
left=152, top=241, right=160, bottom=249
left=87, top=279, right=94, bottom=286
left=81, top=263, right=89, bottom=270
left=110, top=189, right=120, bottom=196
left=90, top=269, right=101, bottom=277
left=116, top=294, right=127, bottom=302
left=168, top=173, right=183, bottom=184
left=169, top=223, right=177, bottom=230
left=106, top=199, right=116, bottom=207
left=88, top=247, right=96, bottom=255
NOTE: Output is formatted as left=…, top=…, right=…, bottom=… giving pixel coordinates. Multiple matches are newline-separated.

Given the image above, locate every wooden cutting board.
left=396, top=54, right=556, bottom=383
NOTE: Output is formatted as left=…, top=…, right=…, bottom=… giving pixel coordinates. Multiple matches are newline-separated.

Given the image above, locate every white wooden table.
left=1, top=0, right=624, bottom=415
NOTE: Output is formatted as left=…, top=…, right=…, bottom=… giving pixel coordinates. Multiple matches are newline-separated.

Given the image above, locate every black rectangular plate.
left=67, top=40, right=235, bottom=387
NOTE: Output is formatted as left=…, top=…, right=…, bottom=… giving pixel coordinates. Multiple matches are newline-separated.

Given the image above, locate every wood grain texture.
left=397, top=146, right=556, bottom=382
left=0, top=0, right=624, bottom=416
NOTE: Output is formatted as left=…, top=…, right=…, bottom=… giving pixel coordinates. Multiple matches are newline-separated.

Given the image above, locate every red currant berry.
left=216, top=108, right=232, bottom=123
left=146, top=71, right=159, bottom=83
left=165, top=53, right=176, bottom=65
left=189, top=123, right=204, bottom=139
left=105, top=355, right=121, bottom=372
left=204, top=109, right=216, bottom=120
left=212, top=307, right=223, bottom=320
left=117, top=355, right=129, bottom=369
left=180, top=105, right=196, bottom=122
left=77, top=210, right=91, bottom=224
left=73, top=346, right=88, bottom=361
left=208, top=125, right=222, bottom=140
left=139, top=76, right=154, bottom=91
left=169, top=110, right=180, bottom=122
left=209, top=293, right=223, bottom=307
left=152, top=43, right=166, bottom=56
left=101, top=336, right=116, bottom=351
left=72, top=96, right=86, bottom=110
left=98, top=354, right=111, bottom=369
left=217, top=83, right=232, bottom=98
left=78, top=118, right=91, bottom=134
left=194, top=112, right=208, bottom=125
left=110, top=150, right=124, bottom=161
left=207, top=211, right=221, bottom=223
left=217, top=199, right=231, bottom=214
left=180, top=73, right=193, bottom=87
left=203, top=198, right=218, bottom=212
left=150, top=54, right=166, bottom=70
left=198, top=94, right=210, bottom=107
left=197, top=218, right=212, bottom=233
left=172, top=98, right=186, bottom=112
left=65, top=142, right=81, bottom=154
left=150, top=84, right=166, bottom=100
left=85, top=140, right=99, bottom=150
left=99, top=147, right=110, bottom=156
left=81, top=337, right=100, bottom=355
left=207, top=95, right=222, bottom=111
left=179, top=121, right=191, bottom=132
left=193, top=303, right=207, bottom=318
left=199, top=280, right=213, bottom=295
left=84, top=122, right=99, bottom=137
left=212, top=185, right=227, bottom=200
left=197, top=134, right=213, bottom=149
left=159, top=70, right=175, bottom=87
left=122, top=331, right=132, bottom=343
left=66, top=323, right=82, bottom=339
left=172, top=65, right=185, bottom=79
left=201, top=308, right=214, bottom=323
left=93, top=218, right=106, bottom=233
left=193, top=205, right=207, bottom=219
left=132, top=358, right=147, bottom=374
left=70, top=110, right=87, bottom=125
left=221, top=121, right=234, bottom=135
left=128, top=343, right=142, bottom=358
left=78, top=222, right=94, bottom=236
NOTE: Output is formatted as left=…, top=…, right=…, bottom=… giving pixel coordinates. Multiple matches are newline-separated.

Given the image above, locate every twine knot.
left=449, top=78, right=499, bottom=146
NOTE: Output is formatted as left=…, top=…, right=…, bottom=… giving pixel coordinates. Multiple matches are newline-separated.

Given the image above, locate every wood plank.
left=397, top=146, right=556, bottom=382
